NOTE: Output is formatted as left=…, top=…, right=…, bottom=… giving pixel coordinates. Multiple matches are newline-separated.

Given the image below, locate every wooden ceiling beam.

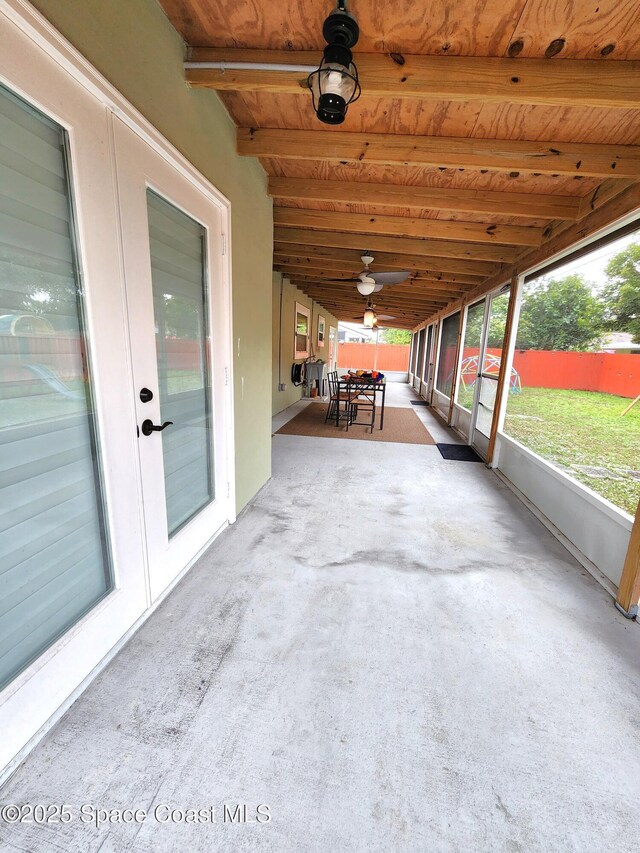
left=275, top=269, right=467, bottom=296
left=273, top=208, right=543, bottom=248
left=273, top=248, right=486, bottom=285
left=187, top=49, right=640, bottom=109
left=275, top=258, right=483, bottom=286
left=240, top=128, right=640, bottom=181
left=301, top=288, right=436, bottom=308
left=301, top=302, right=442, bottom=322
left=274, top=226, right=518, bottom=263
left=278, top=280, right=466, bottom=303
left=268, top=177, right=580, bottom=220
left=286, top=282, right=455, bottom=307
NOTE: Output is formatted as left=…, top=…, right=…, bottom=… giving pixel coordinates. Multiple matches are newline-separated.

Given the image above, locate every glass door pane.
left=457, top=300, right=485, bottom=411
left=147, top=190, right=213, bottom=536
left=415, top=328, right=425, bottom=389
left=0, top=84, right=111, bottom=689
left=475, top=376, right=498, bottom=437
left=422, top=324, right=433, bottom=391
left=472, top=290, right=510, bottom=444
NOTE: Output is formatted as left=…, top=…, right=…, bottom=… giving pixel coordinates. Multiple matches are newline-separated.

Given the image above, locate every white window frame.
left=294, top=302, right=310, bottom=359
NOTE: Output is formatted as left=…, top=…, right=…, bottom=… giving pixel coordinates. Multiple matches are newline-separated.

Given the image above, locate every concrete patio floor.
left=1, top=384, right=639, bottom=852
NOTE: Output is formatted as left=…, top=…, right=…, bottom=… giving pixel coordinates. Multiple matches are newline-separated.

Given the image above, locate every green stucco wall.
left=272, top=273, right=338, bottom=416
left=30, top=0, right=273, bottom=512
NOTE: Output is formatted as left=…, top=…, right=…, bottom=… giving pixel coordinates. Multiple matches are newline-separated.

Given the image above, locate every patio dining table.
left=335, top=377, right=387, bottom=430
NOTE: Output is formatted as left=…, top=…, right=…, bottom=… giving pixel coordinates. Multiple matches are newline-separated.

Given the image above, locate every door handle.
left=141, top=419, right=173, bottom=436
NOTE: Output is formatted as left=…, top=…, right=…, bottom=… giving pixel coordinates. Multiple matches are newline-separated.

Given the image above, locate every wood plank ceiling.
left=160, top=0, right=640, bottom=329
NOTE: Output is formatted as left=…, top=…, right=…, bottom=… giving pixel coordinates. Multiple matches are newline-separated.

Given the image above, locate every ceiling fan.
left=323, top=253, right=411, bottom=295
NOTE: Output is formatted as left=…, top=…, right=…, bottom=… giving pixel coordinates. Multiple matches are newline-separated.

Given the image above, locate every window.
left=0, top=83, right=112, bottom=689
left=435, top=312, right=460, bottom=397
left=294, top=302, right=310, bottom=358
left=504, top=227, right=640, bottom=517
left=317, top=314, right=325, bottom=349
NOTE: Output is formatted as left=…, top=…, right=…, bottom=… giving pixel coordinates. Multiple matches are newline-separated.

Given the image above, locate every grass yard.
left=503, top=387, right=640, bottom=516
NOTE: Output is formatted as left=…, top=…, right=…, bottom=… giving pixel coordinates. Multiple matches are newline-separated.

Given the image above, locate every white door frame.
left=113, top=116, right=234, bottom=599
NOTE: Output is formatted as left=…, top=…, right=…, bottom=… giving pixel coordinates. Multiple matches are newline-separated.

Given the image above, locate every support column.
left=615, top=499, right=640, bottom=619
left=486, top=277, right=519, bottom=465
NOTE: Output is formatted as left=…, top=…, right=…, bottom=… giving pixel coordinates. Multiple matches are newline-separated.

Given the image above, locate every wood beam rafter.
left=273, top=254, right=485, bottom=284
left=268, top=177, right=581, bottom=220
left=273, top=208, right=543, bottom=248
left=292, top=286, right=450, bottom=307
left=274, top=226, right=519, bottom=263
left=187, top=49, right=640, bottom=109
left=296, top=291, right=435, bottom=316
left=275, top=273, right=468, bottom=300
left=291, top=278, right=450, bottom=301
left=289, top=294, right=451, bottom=316
left=275, top=268, right=467, bottom=294
left=274, top=259, right=472, bottom=294
left=240, top=128, right=640, bottom=181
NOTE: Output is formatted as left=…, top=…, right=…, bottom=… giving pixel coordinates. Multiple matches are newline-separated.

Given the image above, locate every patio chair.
left=325, top=371, right=352, bottom=426
left=348, top=384, right=376, bottom=433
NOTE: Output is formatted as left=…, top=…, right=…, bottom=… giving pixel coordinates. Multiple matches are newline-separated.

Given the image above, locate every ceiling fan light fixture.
left=357, top=280, right=376, bottom=296
left=363, top=304, right=376, bottom=327
left=308, top=1, right=361, bottom=125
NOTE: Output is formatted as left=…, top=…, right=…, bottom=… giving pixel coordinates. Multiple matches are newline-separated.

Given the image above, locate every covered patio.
left=1, top=0, right=640, bottom=849
left=1, top=384, right=639, bottom=852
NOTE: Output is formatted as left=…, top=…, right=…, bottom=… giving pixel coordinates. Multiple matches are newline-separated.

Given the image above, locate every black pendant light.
left=307, top=1, right=361, bottom=125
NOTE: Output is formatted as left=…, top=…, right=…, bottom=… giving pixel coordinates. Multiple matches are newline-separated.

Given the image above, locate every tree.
left=462, top=294, right=509, bottom=349
left=602, top=242, right=640, bottom=343
left=515, top=274, right=605, bottom=351
left=381, top=327, right=412, bottom=344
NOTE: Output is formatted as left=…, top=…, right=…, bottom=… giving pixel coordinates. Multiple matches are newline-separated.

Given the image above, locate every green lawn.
left=503, top=388, right=640, bottom=516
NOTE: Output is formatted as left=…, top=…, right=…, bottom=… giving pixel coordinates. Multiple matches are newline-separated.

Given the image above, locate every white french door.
left=113, top=118, right=232, bottom=601
left=0, top=2, right=235, bottom=776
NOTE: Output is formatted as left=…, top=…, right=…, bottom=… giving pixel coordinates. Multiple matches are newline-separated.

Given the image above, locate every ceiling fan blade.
left=370, top=271, right=411, bottom=284
left=376, top=314, right=396, bottom=320
left=321, top=277, right=360, bottom=283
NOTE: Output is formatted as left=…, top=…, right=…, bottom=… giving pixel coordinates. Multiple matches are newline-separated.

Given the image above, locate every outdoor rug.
left=276, top=404, right=436, bottom=445
left=436, top=442, right=484, bottom=462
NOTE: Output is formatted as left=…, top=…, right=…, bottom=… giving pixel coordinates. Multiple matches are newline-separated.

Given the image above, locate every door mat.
left=410, top=400, right=430, bottom=407
left=276, top=404, right=436, bottom=445
left=436, top=443, right=484, bottom=462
